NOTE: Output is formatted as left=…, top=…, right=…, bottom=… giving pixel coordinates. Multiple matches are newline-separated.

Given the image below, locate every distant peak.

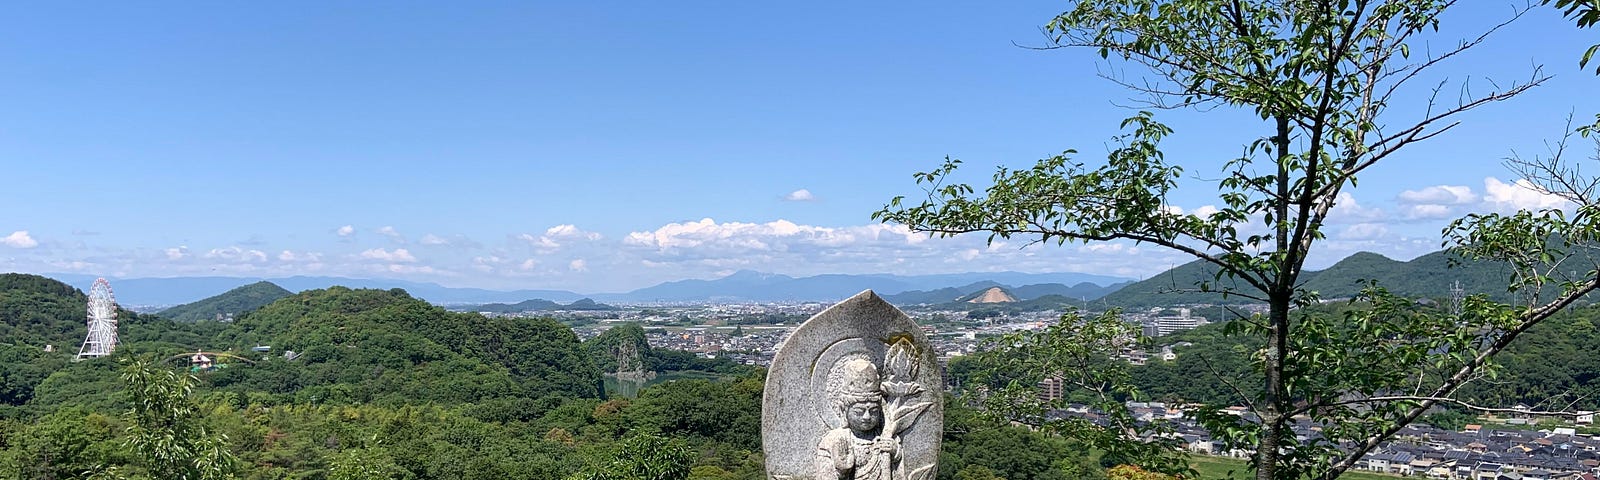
left=964, top=286, right=1017, bottom=304
left=1340, top=251, right=1398, bottom=262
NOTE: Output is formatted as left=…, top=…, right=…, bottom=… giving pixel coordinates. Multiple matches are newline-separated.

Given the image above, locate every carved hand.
left=873, top=438, right=898, bottom=459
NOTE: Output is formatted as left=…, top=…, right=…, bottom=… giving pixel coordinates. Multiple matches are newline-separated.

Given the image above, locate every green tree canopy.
left=877, top=2, right=1596, bottom=479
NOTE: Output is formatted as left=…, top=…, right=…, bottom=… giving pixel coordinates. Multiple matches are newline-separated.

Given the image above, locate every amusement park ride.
left=71, top=277, right=260, bottom=370
left=76, top=278, right=119, bottom=360
left=168, top=350, right=255, bottom=372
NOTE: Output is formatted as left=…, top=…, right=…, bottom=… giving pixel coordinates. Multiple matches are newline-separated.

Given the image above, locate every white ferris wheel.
left=76, top=278, right=119, bottom=359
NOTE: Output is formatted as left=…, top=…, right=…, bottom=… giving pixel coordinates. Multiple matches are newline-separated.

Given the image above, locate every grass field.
left=1186, top=455, right=1400, bottom=480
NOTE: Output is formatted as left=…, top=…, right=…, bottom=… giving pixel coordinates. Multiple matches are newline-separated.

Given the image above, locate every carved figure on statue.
left=761, top=290, right=940, bottom=480
left=816, top=356, right=902, bottom=480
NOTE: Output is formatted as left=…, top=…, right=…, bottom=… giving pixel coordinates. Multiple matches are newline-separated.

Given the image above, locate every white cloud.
left=278, top=250, right=322, bottom=262
left=1339, top=223, right=1389, bottom=241
left=359, top=248, right=417, bottom=263
left=1395, top=184, right=1479, bottom=220
left=376, top=226, right=405, bottom=243
left=1483, top=177, right=1571, bottom=212
left=515, top=233, right=547, bottom=246
left=545, top=224, right=600, bottom=239
left=1, top=231, right=37, bottom=249
left=612, top=217, right=1164, bottom=284
left=1402, top=204, right=1455, bottom=220
left=1327, top=192, right=1387, bottom=223
left=1161, top=204, right=1220, bottom=219
left=519, top=225, right=601, bottom=251
left=625, top=218, right=927, bottom=251
left=336, top=225, right=355, bottom=237
left=1084, top=243, right=1130, bottom=254
left=784, top=189, right=816, bottom=202
left=1398, top=185, right=1478, bottom=205
left=418, top=234, right=480, bottom=249
left=204, top=246, right=268, bottom=263
left=545, top=224, right=602, bottom=243
left=0, top=217, right=1272, bottom=292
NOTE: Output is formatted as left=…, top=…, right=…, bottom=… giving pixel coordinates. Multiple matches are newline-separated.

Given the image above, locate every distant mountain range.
left=33, top=248, right=1531, bottom=310
left=1097, top=249, right=1531, bottom=308
left=883, top=281, right=1132, bottom=305
left=452, top=298, right=620, bottom=313
left=589, top=270, right=1130, bottom=303
left=34, top=270, right=1132, bottom=307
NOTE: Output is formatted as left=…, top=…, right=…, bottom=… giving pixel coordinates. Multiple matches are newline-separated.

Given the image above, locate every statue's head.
left=828, top=355, right=883, bottom=434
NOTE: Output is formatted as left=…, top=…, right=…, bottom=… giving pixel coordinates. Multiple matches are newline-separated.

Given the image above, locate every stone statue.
left=762, top=290, right=941, bottom=480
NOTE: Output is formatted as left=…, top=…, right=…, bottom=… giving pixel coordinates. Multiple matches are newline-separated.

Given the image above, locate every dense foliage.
left=158, top=281, right=292, bottom=323
left=0, top=275, right=1096, bottom=479
left=874, top=1, right=1592, bottom=478
left=584, top=323, right=755, bottom=376
left=209, top=286, right=602, bottom=406
left=0, top=273, right=96, bottom=348
left=1120, top=303, right=1600, bottom=414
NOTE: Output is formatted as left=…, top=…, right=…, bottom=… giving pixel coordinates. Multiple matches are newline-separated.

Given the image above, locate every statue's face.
left=845, top=401, right=882, bottom=434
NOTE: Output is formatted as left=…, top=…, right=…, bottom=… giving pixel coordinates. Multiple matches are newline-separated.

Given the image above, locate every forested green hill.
left=1300, top=250, right=1518, bottom=301
left=0, top=273, right=216, bottom=352
left=458, top=297, right=619, bottom=313
left=0, top=275, right=1094, bottom=479
left=1100, top=249, right=1524, bottom=308
left=0, top=273, right=90, bottom=348
left=157, top=281, right=291, bottom=322
left=1453, top=304, right=1600, bottom=409
left=1123, top=303, right=1600, bottom=412
left=0, top=274, right=224, bottom=411
left=211, top=286, right=602, bottom=405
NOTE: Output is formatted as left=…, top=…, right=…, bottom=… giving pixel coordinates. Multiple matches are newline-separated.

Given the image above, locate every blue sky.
left=1, top=2, right=1595, bottom=292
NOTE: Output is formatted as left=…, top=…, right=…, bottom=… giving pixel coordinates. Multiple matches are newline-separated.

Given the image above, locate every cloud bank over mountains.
left=0, top=176, right=1572, bottom=292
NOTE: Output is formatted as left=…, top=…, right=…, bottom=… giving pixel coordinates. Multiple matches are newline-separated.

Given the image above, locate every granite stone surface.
left=762, top=290, right=942, bottom=480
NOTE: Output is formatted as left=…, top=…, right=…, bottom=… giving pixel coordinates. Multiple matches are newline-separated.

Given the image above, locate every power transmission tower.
left=1449, top=280, right=1465, bottom=318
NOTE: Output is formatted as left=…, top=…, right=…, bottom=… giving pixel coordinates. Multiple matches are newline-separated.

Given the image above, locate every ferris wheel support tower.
left=76, top=278, right=119, bottom=359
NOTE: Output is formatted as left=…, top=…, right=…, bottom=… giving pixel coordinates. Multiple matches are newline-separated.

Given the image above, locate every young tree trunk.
left=1257, top=294, right=1292, bottom=480
left=1257, top=116, right=1295, bottom=480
